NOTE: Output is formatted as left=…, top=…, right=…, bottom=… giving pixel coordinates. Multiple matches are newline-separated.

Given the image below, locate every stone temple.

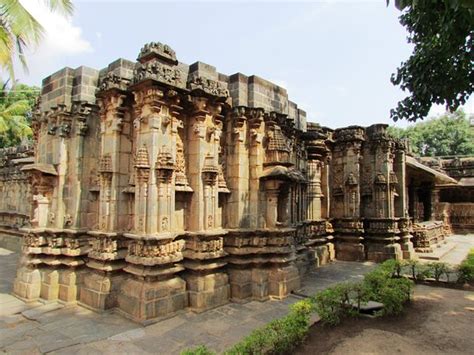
left=1, top=42, right=472, bottom=322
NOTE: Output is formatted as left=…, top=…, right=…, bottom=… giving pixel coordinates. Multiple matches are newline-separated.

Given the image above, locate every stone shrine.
left=2, top=41, right=471, bottom=323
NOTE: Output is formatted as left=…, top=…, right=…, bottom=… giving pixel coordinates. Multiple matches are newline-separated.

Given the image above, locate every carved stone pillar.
left=364, top=124, right=403, bottom=261
left=264, top=180, right=282, bottom=229
left=80, top=89, right=130, bottom=311
left=394, top=146, right=415, bottom=259
left=248, top=108, right=265, bottom=228
left=117, top=85, right=187, bottom=322
left=226, top=106, right=249, bottom=228
left=307, top=160, right=323, bottom=221
left=331, top=127, right=366, bottom=261
left=182, top=96, right=230, bottom=312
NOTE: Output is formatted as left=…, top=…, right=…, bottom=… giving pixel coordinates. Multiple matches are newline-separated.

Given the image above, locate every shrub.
left=379, top=259, right=405, bottom=278
left=361, top=262, right=413, bottom=316
left=313, top=284, right=348, bottom=325
left=415, top=264, right=433, bottom=281
left=224, top=299, right=314, bottom=355
left=181, top=345, right=215, bottom=355
left=457, top=248, right=474, bottom=284
left=375, top=278, right=413, bottom=315
left=405, top=259, right=420, bottom=280
left=428, top=262, right=449, bottom=282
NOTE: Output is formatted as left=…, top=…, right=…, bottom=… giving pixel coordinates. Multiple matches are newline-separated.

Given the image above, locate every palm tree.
left=0, top=80, right=39, bottom=147
left=0, top=0, right=73, bottom=80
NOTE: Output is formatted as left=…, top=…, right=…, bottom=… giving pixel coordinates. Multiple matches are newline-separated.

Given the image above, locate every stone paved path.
left=436, top=234, right=474, bottom=265
left=0, top=234, right=472, bottom=354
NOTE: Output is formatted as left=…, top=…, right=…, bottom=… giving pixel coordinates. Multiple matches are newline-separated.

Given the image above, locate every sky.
left=15, top=0, right=474, bottom=129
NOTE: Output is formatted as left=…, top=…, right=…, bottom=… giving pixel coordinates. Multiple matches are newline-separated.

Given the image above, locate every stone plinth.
left=333, top=219, right=365, bottom=261
left=225, top=229, right=300, bottom=301
left=364, top=218, right=403, bottom=262
left=398, top=217, right=416, bottom=260
left=13, top=229, right=89, bottom=303
left=183, top=231, right=229, bottom=312
left=13, top=266, right=42, bottom=301
left=80, top=231, right=127, bottom=310
left=412, top=221, right=446, bottom=253
left=118, top=234, right=187, bottom=322
left=118, top=276, right=187, bottom=323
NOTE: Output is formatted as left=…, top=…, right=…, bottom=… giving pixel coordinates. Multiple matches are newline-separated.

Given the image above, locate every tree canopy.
left=0, top=0, right=73, bottom=80
left=389, top=0, right=473, bottom=122
left=0, top=81, right=39, bottom=148
left=388, top=110, right=474, bottom=156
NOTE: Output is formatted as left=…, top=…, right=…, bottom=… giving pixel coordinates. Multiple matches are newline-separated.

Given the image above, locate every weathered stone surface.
left=2, top=40, right=471, bottom=324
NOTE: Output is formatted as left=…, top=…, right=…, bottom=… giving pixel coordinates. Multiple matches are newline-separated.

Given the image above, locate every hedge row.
left=313, top=264, right=413, bottom=325
left=182, top=260, right=415, bottom=355
left=380, top=249, right=474, bottom=284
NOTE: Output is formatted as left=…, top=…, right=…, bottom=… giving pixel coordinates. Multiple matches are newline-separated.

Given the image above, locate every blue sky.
left=17, top=0, right=473, bottom=128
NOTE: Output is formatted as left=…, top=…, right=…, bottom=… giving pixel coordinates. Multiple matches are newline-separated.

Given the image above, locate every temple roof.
left=406, top=156, right=457, bottom=185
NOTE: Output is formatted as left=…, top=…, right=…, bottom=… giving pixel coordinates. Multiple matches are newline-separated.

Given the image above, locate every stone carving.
left=187, top=76, right=229, bottom=98
left=133, top=61, right=184, bottom=87
left=138, top=41, right=178, bottom=64
left=99, top=154, right=113, bottom=173
left=10, top=40, right=470, bottom=323
left=98, top=72, right=131, bottom=92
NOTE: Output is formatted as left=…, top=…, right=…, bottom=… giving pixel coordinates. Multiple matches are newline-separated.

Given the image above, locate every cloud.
left=21, top=0, right=92, bottom=55
left=15, top=0, right=93, bottom=84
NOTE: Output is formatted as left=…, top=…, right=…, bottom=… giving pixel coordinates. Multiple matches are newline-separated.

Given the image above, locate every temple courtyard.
left=1, top=234, right=473, bottom=354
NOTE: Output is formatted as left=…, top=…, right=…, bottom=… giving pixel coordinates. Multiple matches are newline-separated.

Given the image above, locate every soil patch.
left=295, top=285, right=474, bottom=355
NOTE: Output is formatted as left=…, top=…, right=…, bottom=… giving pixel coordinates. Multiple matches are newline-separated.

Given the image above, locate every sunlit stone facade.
left=9, top=41, right=469, bottom=322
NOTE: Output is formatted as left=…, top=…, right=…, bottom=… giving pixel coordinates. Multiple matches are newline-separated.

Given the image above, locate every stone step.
left=418, top=241, right=456, bottom=261
left=22, top=302, right=64, bottom=320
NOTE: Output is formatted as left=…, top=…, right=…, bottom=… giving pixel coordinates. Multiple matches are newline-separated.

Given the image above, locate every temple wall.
left=0, top=144, right=34, bottom=250
left=9, top=40, right=470, bottom=323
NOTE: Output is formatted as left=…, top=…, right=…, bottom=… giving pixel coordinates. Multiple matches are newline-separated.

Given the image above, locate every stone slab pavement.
left=0, top=234, right=471, bottom=354
left=434, top=234, right=474, bottom=265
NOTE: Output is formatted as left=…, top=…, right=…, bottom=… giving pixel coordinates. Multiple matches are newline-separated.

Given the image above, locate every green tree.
left=389, top=0, right=473, bottom=122
left=388, top=110, right=474, bottom=156
left=0, top=81, right=39, bottom=147
left=0, top=0, right=73, bottom=80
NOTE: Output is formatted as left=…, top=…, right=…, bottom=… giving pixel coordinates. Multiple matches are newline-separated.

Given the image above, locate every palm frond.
left=44, top=0, right=74, bottom=16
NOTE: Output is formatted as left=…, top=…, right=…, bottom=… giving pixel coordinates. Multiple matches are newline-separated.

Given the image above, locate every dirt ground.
left=295, top=285, right=474, bottom=355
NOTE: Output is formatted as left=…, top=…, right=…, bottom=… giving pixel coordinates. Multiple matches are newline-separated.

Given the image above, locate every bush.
left=362, top=265, right=413, bottom=316
left=313, top=285, right=346, bottom=325
left=183, top=260, right=416, bottom=354
left=427, top=262, right=449, bottom=282
left=374, top=278, right=413, bottom=315
left=224, top=299, right=314, bottom=355
left=181, top=345, right=215, bottom=355
left=457, top=248, right=474, bottom=284
left=415, top=264, right=433, bottom=281
left=405, top=259, right=420, bottom=280
left=379, top=259, right=405, bottom=278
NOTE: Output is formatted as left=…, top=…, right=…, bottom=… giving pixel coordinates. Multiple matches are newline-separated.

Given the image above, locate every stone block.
left=335, top=241, right=365, bottom=261
left=118, top=276, right=187, bottom=322
left=40, top=269, right=59, bottom=301
left=268, top=265, right=300, bottom=299
left=58, top=268, right=86, bottom=303
left=186, top=272, right=230, bottom=311
left=79, top=272, right=125, bottom=311
left=315, top=245, right=330, bottom=266
left=366, top=242, right=403, bottom=262
left=13, top=267, right=41, bottom=301
left=228, top=268, right=253, bottom=301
